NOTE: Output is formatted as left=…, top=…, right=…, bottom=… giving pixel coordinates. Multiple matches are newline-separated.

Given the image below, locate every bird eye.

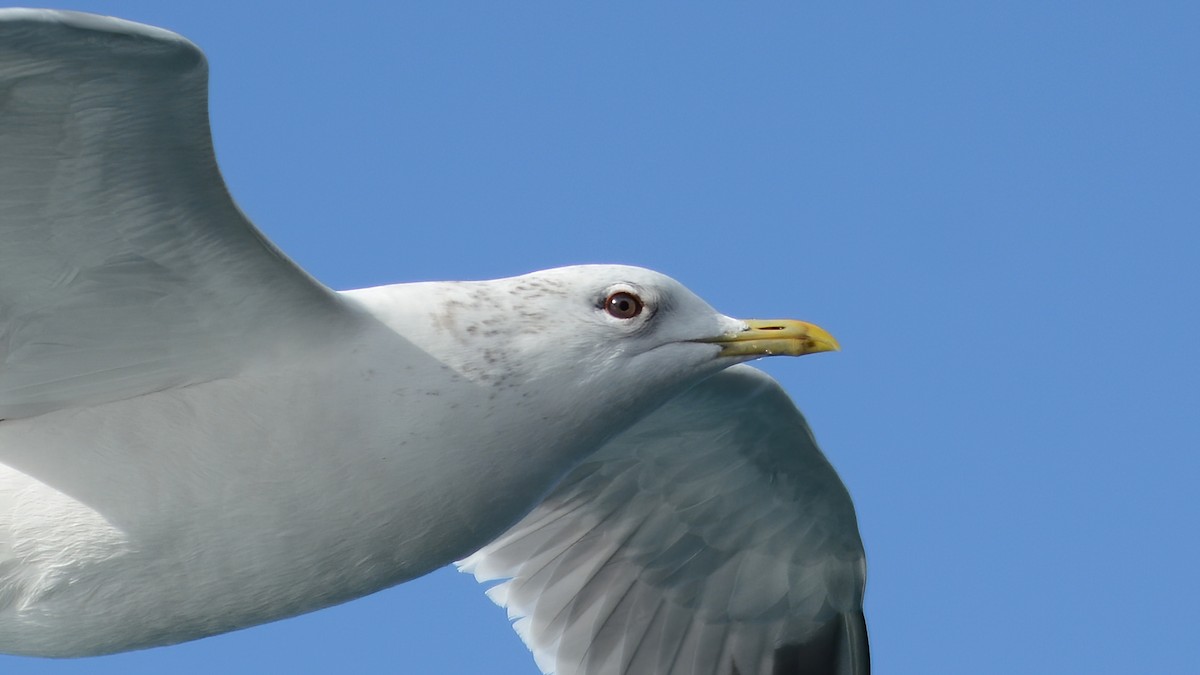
left=605, top=291, right=643, bottom=320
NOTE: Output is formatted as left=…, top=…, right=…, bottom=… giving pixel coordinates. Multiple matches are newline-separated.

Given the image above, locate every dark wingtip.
left=771, top=611, right=870, bottom=675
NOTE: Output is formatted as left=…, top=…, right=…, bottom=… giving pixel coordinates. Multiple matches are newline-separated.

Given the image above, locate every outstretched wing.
left=459, top=365, right=869, bottom=675
left=0, top=10, right=350, bottom=419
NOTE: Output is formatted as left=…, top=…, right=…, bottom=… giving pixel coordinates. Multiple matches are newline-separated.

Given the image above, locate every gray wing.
left=0, top=10, right=348, bottom=419
left=459, top=365, right=869, bottom=675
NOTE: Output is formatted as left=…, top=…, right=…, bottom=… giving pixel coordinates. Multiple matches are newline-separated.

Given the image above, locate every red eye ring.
left=605, top=291, right=643, bottom=320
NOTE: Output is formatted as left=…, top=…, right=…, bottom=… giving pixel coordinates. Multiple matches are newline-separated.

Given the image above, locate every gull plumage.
left=0, top=10, right=867, bottom=674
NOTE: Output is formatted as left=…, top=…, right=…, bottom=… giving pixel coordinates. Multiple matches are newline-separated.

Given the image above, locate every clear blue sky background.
left=4, top=2, right=1197, bottom=673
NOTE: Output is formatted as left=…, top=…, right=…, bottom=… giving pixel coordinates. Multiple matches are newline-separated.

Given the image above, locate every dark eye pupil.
left=605, top=291, right=643, bottom=319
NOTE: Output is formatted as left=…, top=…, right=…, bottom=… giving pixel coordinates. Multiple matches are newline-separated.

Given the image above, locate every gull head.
left=374, top=264, right=838, bottom=408
left=504, top=264, right=835, bottom=377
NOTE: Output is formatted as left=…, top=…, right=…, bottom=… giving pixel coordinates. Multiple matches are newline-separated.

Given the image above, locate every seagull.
left=0, top=9, right=867, bottom=675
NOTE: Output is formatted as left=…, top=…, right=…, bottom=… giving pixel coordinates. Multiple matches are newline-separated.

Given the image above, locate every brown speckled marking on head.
left=420, top=275, right=584, bottom=392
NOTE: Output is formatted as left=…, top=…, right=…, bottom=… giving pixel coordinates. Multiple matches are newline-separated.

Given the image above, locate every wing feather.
left=459, top=365, right=869, bottom=675
left=0, top=9, right=350, bottom=419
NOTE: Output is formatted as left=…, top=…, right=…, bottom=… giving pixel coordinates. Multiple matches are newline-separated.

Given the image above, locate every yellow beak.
left=698, top=319, right=840, bottom=358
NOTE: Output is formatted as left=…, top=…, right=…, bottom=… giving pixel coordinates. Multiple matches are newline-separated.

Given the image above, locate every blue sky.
left=4, top=2, right=1198, bottom=673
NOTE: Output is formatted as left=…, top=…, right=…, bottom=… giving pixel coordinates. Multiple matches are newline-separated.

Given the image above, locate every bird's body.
left=0, top=286, right=448, bottom=656
left=0, top=9, right=868, bottom=673
left=0, top=273, right=722, bottom=656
